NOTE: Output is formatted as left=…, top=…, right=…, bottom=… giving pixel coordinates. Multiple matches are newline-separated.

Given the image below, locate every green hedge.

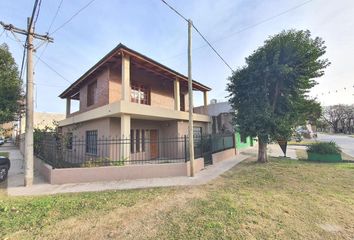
left=307, top=141, right=341, bottom=155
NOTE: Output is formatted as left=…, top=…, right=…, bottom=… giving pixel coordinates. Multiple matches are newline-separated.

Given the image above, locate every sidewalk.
left=241, top=143, right=300, bottom=159
left=6, top=144, right=249, bottom=196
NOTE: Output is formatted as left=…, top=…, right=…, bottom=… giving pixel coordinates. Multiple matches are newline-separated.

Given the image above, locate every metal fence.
left=34, top=132, right=235, bottom=168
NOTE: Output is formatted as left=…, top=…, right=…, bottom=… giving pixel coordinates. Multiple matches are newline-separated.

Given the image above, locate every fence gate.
left=201, top=135, right=213, bottom=166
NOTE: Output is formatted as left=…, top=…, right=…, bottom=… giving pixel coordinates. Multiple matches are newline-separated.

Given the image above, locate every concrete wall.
left=34, top=157, right=205, bottom=185
left=212, top=148, right=236, bottom=164
left=33, top=147, right=236, bottom=185
left=34, top=157, right=52, bottom=183
left=61, top=118, right=111, bottom=139
left=194, top=101, right=232, bottom=116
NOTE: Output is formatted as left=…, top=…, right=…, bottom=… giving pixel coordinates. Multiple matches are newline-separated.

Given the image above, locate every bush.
left=307, top=141, right=341, bottom=155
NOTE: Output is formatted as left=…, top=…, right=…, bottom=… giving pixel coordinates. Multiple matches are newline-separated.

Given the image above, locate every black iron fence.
left=34, top=132, right=235, bottom=168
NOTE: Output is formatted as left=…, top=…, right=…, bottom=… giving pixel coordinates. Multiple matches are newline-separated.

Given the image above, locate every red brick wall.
left=78, top=67, right=110, bottom=113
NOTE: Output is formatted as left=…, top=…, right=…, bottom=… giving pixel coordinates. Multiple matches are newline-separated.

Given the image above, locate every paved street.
left=317, top=133, right=354, bottom=157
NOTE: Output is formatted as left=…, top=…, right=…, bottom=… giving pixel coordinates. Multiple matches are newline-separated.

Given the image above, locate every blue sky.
left=0, top=0, right=353, bottom=114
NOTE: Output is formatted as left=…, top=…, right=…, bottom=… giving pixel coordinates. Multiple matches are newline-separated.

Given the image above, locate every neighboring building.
left=194, top=100, right=253, bottom=150
left=19, top=112, right=65, bottom=133
left=0, top=112, right=65, bottom=139
left=58, top=44, right=211, bottom=162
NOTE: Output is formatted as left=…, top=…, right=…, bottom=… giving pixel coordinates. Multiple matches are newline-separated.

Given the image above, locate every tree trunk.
left=258, top=139, right=268, bottom=163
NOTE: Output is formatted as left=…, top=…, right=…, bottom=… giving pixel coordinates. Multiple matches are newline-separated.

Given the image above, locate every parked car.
left=0, top=137, right=4, bottom=145
left=0, top=156, right=10, bottom=182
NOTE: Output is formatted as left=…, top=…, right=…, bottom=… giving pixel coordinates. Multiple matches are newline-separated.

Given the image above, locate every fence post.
left=184, top=135, right=188, bottom=162
left=200, top=135, right=203, bottom=158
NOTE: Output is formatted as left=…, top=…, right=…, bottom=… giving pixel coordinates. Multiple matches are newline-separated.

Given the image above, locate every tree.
left=323, top=104, right=354, bottom=133
left=0, top=43, right=23, bottom=124
left=227, top=30, right=329, bottom=162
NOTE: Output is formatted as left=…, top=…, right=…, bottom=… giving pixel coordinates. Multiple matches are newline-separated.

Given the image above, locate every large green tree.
left=227, top=30, right=329, bottom=162
left=0, top=43, right=23, bottom=124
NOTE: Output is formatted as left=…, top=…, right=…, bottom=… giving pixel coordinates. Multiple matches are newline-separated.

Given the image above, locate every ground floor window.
left=131, top=129, right=147, bottom=153
left=193, top=127, right=202, bottom=137
left=66, top=132, right=73, bottom=150
left=86, top=130, right=97, bottom=155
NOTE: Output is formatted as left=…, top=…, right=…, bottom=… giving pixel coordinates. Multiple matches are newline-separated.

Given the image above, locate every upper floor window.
left=131, top=84, right=150, bottom=105
left=87, top=81, right=97, bottom=106
left=180, top=93, right=185, bottom=111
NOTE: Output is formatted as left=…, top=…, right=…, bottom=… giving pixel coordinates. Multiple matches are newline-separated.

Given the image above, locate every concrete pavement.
left=241, top=143, right=299, bottom=159
left=317, top=133, right=354, bottom=157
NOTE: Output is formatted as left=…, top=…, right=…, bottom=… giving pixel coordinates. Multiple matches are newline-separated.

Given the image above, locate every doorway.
left=150, top=130, right=159, bottom=159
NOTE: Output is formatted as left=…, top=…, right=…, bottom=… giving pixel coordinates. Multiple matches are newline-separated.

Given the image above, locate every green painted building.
left=235, top=132, right=253, bottom=149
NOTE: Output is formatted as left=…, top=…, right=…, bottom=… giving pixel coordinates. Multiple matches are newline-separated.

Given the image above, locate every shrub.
left=307, top=141, right=341, bottom=155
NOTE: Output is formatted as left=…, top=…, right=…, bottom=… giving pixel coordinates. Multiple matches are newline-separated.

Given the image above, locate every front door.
left=150, top=130, right=159, bottom=159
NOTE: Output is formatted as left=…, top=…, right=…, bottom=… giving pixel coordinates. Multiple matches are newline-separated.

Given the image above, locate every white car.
left=0, top=138, right=4, bottom=145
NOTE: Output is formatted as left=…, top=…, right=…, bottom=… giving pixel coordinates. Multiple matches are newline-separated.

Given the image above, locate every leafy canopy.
left=0, top=43, right=23, bottom=124
left=227, top=30, right=329, bottom=143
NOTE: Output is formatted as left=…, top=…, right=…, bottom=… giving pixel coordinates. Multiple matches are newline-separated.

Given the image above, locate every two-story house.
left=58, top=44, right=211, bottom=163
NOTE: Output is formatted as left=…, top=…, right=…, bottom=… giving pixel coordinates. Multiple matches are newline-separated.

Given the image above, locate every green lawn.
left=0, top=152, right=9, bottom=158
left=1, top=158, right=354, bottom=239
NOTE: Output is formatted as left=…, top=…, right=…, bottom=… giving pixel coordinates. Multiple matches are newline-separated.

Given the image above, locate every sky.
left=0, top=0, right=353, bottom=114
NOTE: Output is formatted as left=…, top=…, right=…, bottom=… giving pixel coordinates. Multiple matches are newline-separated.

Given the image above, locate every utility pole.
left=24, top=18, right=34, bottom=186
left=188, top=19, right=195, bottom=177
left=0, top=19, right=53, bottom=186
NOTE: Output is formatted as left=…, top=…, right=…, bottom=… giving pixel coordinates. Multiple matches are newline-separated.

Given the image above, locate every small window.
left=66, top=132, right=73, bottom=150
left=131, top=84, right=150, bottom=105
left=87, top=81, right=97, bottom=106
left=86, top=130, right=97, bottom=155
left=193, top=127, right=202, bottom=137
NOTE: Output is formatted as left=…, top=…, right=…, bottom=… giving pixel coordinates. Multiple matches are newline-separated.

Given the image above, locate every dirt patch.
left=319, top=223, right=343, bottom=233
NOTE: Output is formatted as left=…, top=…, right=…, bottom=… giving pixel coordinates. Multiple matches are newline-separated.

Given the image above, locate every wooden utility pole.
left=0, top=19, right=53, bottom=186
left=188, top=19, right=195, bottom=177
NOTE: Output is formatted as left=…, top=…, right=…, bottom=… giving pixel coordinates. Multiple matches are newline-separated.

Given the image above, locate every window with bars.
left=86, top=130, right=97, bottom=155
left=87, top=81, right=97, bottom=106
left=130, top=129, right=146, bottom=153
left=66, top=132, right=73, bottom=150
left=131, top=84, right=150, bottom=105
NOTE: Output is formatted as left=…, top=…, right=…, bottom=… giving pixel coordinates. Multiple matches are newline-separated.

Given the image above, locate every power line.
left=33, top=0, right=42, bottom=28
left=35, top=0, right=64, bottom=67
left=211, top=0, right=314, bottom=45
left=161, top=0, right=314, bottom=62
left=160, top=0, right=234, bottom=72
left=47, top=0, right=64, bottom=33
left=50, top=0, right=97, bottom=35
left=19, top=0, right=40, bottom=80
left=192, top=24, right=233, bottom=72
left=160, top=0, right=188, bottom=22
left=33, top=53, right=72, bottom=84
